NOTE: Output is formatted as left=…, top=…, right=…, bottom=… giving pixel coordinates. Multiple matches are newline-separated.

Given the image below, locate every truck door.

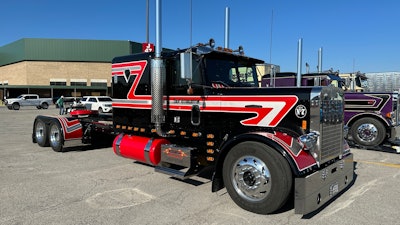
left=165, top=56, right=212, bottom=133
left=26, top=95, right=36, bottom=106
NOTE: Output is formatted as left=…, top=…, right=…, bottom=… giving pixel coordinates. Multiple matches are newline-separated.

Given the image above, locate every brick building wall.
left=0, top=61, right=111, bottom=86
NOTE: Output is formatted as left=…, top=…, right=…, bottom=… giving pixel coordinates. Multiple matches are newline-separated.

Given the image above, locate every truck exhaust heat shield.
left=113, top=134, right=170, bottom=166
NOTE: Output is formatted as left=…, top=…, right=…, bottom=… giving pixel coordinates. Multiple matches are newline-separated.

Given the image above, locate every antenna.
left=269, top=9, right=273, bottom=64
left=146, top=0, right=149, bottom=43
left=190, top=0, right=193, bottom=47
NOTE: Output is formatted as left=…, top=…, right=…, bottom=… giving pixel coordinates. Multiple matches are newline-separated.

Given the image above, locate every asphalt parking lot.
left=1, top=106, right=400, bottom=225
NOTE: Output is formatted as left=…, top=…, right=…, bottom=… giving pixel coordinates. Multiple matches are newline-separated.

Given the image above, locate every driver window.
left=169, top=55, right=203, bottom=95
left=230, top=68, right=238, bottom=82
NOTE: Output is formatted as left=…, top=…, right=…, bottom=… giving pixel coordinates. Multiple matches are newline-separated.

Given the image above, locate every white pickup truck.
left=4, top=94, right=53, bottom=110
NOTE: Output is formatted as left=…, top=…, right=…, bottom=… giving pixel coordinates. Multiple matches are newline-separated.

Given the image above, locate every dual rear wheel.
left=34, top=119, right=64, bottom=152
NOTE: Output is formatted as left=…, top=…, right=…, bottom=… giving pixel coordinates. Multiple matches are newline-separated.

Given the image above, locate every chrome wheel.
left=356, top=123, right=378, bottom=143
left=223, top=141, right=292, bottom=214
left=350, top=117, right=385, bottom=147
left=35, top=120, right=46, bottom=144
left=231, top=156, right=271, bottom=202
left=34, top=119, right=49, bottom=147
left=49, top=124, right=60, bottom=146
left=49, top=122, right=64, bottom=152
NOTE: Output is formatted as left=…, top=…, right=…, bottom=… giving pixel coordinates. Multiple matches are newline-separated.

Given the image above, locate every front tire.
left=34, top=119, right=49, bottom=147
left=49, top=121, right=64, bottom=152
left=12, top=103, right=20, bottom=110
left=222, top=141, right=292, bottom=214
left=350, top=117, right=386, bottom=147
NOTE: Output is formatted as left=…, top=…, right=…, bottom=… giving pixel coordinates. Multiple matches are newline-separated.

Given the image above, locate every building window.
left=91, top=82, right=107, bottom=87
left=70, top=79, right=87, bottom=86
left=50, top=78, right=67, bottom=86
left=70, top=82, right=87, bottom=86
left=50, top=81, right=67, bottom=86
left=90, top=79, right=108, bottom=87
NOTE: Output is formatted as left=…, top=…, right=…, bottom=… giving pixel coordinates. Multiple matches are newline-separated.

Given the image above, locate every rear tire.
left=41, top=102, right=49, bottom=109
left=222, top=141, right=292, bottom=214
left=34, top=119, right=49, bottom=147
left=49, top=121, right=64, bottom=152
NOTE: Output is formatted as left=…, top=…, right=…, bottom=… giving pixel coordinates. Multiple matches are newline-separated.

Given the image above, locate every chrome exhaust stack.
left=151, top=0, right=167, bottom=137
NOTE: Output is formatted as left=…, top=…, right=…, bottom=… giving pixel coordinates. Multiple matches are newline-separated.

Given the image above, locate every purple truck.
left=262, top=72, right=400, bottom=153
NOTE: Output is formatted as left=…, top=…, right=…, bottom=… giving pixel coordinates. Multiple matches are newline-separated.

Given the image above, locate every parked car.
left=4, top=94, right=53, bottom=110
left=80, top=96, right=113, bottom=113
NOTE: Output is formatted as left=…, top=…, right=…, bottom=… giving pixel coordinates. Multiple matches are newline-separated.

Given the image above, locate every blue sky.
left=1, top=0, right=399, bottom=73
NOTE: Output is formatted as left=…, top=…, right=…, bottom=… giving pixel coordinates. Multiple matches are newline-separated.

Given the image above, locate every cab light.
left=180, top=131, right=187, bottom=136
left=302, top=120, right=307, bottom=130
left=140, top=128, right=145, bottom=132
left=207, top=134, right=215, bottom=139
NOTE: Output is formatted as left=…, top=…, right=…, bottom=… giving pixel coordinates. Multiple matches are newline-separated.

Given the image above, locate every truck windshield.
left=204, top=58, right=258, bottom=87
left=357, top=77, right=369, bottom=88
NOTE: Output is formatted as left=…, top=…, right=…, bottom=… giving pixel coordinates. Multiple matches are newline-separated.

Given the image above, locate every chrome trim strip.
left=144, top=138, right=154, bottom=164
left=115, top=133, right=124, bottom=155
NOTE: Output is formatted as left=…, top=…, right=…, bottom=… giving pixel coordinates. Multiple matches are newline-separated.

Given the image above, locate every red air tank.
left=113, top=134, right=170, bottom=166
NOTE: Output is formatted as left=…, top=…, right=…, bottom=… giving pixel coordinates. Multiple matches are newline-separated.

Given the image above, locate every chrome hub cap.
left=49, top=125, right=60, bottom=146
left=35, top=122, right=45, bottom=143
left=357, top=123, right=378, bottom=142
left=232, top=156, right=271, bottom=202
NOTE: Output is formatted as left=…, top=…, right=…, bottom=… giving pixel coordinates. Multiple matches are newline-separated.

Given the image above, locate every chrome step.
left=155, top=166, right=198, bottom=180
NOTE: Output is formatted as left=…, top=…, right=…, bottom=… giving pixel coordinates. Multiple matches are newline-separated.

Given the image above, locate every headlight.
left=299, top=131, right=319, bottom=151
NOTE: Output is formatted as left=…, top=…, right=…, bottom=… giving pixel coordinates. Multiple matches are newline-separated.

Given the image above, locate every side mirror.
left=180, top=52, right=192, bottom=80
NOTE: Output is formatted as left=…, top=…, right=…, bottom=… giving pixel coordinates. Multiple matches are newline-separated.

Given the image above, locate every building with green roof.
left=0, top=38, right=143, bottom=100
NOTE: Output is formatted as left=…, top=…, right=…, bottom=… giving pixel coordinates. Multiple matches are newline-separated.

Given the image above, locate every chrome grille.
left=321, top=123, right=342, bottom=161
left=317, top=86, right=344, bottom=163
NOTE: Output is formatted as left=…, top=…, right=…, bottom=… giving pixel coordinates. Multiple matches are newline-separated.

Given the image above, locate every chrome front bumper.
left=294, top=153, right=354, bottom=215
left=388, top=125, right=400, bottom=144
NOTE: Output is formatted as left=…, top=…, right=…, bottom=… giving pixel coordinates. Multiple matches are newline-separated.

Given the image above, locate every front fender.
left=346, top=112, right=390, bottom=128
left=211, top=131, right=316, bottom=192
